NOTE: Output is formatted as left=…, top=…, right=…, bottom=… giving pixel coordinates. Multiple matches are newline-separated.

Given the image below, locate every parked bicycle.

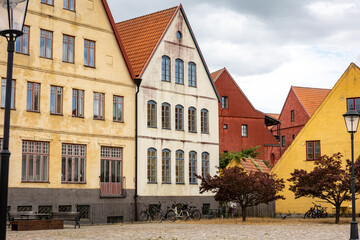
left=187, top=205, right=201, bottom=221
left=139, top=202, right=163, bottom=222
left=166, top=202, right=190, bottom=222
left=304, top=202, right=328, bottom=218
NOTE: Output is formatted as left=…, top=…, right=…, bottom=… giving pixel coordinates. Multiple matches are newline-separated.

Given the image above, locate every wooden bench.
left=52, top=212, right=81, bottom=228
left=8, top=211, right=36, bottom=228
left=11, top=219, right=63, bottom=231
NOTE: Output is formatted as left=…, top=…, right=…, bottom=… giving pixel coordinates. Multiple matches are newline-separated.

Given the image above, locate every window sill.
left=189, top=85, right=197, bottom=88
left=189, top=131, right=197, bottom=133
left=62, top=61, right=75, bottom=64
left=147, top=182, right=158, bottom=184
left=147, top=126, right=157, bottom=129
left=113, top=120, right=124, bottom=123
left=162, top=127, right=171, bottom=130
left=50, top=113, right=63, bottom=116
left=189, top=183, right=198, bottom=185
left=176, top=183, right=185, bottom=185
left=175, top=129, right=184, bottom=132
left=175, top=82, right=184, bottom=85
left=21, top=181, right=50, bottom=183
left=201, top=132, right=209, bottom=134
left=161, top=80, right=171, bottom=83
left=15, top=52, right=29, bottom=56
left=26, top=110, right=40, bottom=113
left=72, top=115, right=84, bottom=118
left=40, top=56, right=53, bottom=60
left=162, top=182, right=171, bottom=184
left=1, top=107, right=16, bottom=110
left=41, top=2, right=54, bottom=6
left=61, top=182, right=86, bottom=184
left=94, top=118, right=105, bottom=121
left=84, top=65, right=96, bottom=69
left=63, top=8, right=76, bottom=12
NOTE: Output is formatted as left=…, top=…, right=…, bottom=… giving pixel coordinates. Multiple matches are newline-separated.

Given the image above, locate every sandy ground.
left=6, top=217, right=352, bottom=240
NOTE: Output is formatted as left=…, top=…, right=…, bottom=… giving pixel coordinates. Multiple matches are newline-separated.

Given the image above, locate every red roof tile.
left=266, top=113, right=280, bottom=120
left=211, top=68, right=225, bottom=82
left=116, top=6, right=178, bottom=77
left=292, top=86, right=331, bottom=117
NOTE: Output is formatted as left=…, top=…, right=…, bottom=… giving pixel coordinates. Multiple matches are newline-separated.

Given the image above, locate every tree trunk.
left=335, top=205, right=340, bottom=224
left=241, top=206, right=247, bottom=222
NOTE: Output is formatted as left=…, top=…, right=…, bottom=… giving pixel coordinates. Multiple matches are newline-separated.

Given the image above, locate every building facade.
left=117, top=5, right=220, bottom=213
left=272, top=63, right=360, bottom=214
left=270, top=86, right=330, bottom=165
left=211, top=68, right=280, bottom=165
left=0, top=0, right=136, bottom=223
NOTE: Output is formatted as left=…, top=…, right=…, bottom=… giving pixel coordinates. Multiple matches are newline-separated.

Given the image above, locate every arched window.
left=162, top=56, right=171, bottom=82
left=147, top=100, right=157, bottom=128
left=176, top=150, right=184, bottom=184
left=147, top=148, right=157, bottom=183
left=175, top=59, right=184, bottom=84
left=188, top=62, right=196, bottom=87
left=189, top=151, right=197, bottom=184
left=162, top=149, right=171, bottom=183
left=201, top=109, right=209, bottom=133
left=162, top=102, right=171, bottom=129
left=175, top=105, right=184, bottom=131
left=202, top=152, right=210, bottom=179
left=188, top=107, right=196, bottom=132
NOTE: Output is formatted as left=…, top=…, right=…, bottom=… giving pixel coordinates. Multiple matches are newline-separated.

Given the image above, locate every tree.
left=197, top=166, right=285, bottom=221
left=219, top=146, right=263, bottom=169
left=288, top=153, right=360, bottom=224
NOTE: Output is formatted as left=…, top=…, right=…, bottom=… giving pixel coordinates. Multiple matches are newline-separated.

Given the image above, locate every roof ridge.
left=116, top=5, right=178, bottom=24
left=292, top=86, right=331, bottom=90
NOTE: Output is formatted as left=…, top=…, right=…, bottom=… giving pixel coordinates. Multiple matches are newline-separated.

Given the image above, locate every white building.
left=117, top=5, right=220, bottom=213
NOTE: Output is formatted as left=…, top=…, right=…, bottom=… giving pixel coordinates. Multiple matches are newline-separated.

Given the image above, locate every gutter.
left=134, top=78, right=142, bottom=221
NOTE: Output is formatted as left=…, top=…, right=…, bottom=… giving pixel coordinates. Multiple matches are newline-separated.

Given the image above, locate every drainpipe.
left=134, top=78, right=142, bottom=221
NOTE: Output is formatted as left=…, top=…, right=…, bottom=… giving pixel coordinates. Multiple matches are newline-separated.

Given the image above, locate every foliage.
left=288, top=153, right=360, bottom=224
left=197, top=166, right=285, bottom=221
left=219, top=146, right=263, bottom=169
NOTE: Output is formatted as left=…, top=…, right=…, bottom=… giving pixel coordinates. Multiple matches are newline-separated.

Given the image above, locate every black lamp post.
left=0, top=1, right=29, bottom=239
left=343, top=109, right=360, bottom=240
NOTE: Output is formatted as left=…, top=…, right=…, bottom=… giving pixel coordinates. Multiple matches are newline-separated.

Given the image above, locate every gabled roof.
left=266, top=113, right=280, bottom=120
left=211, top=68, right=225, bottom=82
left=101, top=0, right=134, bottom=79
left=116, top=5, right=220, bottom=101
left=116, top=6, right=178, bottom=77
left=228, top=158, right=270, bottom=173
left=292, top=86, right=331, bottom=117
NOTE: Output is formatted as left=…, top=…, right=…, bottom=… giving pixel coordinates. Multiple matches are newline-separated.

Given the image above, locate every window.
left=113, top=96, right=123, bottom=122
left=84, top=39, right=95, bottom=67
left=22, top=141, right=49, bottom=182
left=201, top=109, right=209, bottom=133
left=61, top=144, right=86, bottom=183
left=347, top=98, right=360, bottom=112
left=41, top=0, right=53, bottom=5
left=40, top=30, right=52, bottom=59
left=27, top=82, right=40, bottom=112
left=100, top=147, right=123, bottom=196
left=222, top=96, right=228, bottom=109
left=189, top=151, right=197, bottom=184
left=175, top=59, right=184, bottom=84
left=291, top=110, right=295, bottom=122
left=147, top=100, right=157, bottom=128
left=162, top=102, right=171, bottom=129
left=15, top=25, right=29, bottom=54
left=223, top=124, right=228, bottom=129
left=306, top=141, right=321, bottom=160
left=282, top=136, right=285, bottom=147
left=63, top=0, right=75, bottom=10
left=241, top=124, right=248, bottom=137
left=176, top=150, right=184, bottom=184
left=1, top=79, right=15, bottom=109
left=72, top=89, right=84, bottom=117
left=188, top=62, right=196, bottom=87
left=188, top=107, right=196, bottom=132
left=175, top=105, right=184, bottom=131
left=292, top=134, right=295, bottom=140
left=62, top=35, right=74, bottom=63
left=93, top=92, right=104, bottom=119
left=161, top=56, right=170, bottom=82
left=147, top=148, right=157, bottom=183
left=202, top=152, right=210, bottom=179
left=50, top=86, right=63, bottom=115
left=162, top=149, right=171, bottom=183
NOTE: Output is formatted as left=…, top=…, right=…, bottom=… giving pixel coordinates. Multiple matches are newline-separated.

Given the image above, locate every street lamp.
left=0, top=1, right=29, bottom=240
left=343, top=109, right=360, bottom=240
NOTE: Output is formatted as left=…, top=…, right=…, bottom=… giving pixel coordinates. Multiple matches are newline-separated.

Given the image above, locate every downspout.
left=134, top=78, right=142, bottom=221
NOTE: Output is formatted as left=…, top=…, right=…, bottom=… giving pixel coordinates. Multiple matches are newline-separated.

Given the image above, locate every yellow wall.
left=272, top=63, right=360, bottom=214
left=0, top=0, right=135, bottom=189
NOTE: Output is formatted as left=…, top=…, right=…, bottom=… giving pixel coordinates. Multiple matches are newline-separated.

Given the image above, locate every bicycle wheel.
left=139, top=211, right=149, bottom=222
left=167, top=210, right=176, bottom=222
left=190, top=210, right=201, bottom=221
left=303, top=210, right=310, bottom=218
left=153, top=210, right=163, bottom=223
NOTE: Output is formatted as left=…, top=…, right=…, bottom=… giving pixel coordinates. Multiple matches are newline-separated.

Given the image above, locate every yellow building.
left=272, top=63, right=360, bottom=215
left=0, top=0, right=136, bottom=223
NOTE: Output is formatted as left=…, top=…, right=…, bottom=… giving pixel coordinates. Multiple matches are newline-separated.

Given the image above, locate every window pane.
left=62, top=157, right=66, bottom=182
left=74, top=158, right=79, bottom=182
left=100, top=160, right=105, bottom=182
left=29, top=155, right=34, bottom=181
left=50, top=87, right=55, bottom=113
left=67, top=158, right=72, bottom=181
left=46, top=37, right=52, bottom=58
left=43, top=156, right=48, bottom=181
left=105, top=160, right=109, bottom=182
left=22, top=155, right=27, bottom=181
left=117, top=161, right=121, bottom=183
left=80, top=158, right=85, bottom=182
left=111, top=161, right=116, bottom=183
left=36, top=155, right=41, bottom=181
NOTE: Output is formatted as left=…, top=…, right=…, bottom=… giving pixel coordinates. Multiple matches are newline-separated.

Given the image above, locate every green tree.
left=219, top=145, right=263, bottom=169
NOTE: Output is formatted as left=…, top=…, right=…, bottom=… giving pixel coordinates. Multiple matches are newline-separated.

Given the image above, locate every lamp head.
left=343, top=109, right=360, bottom=133
left=0, top=0, right=29, bottom=38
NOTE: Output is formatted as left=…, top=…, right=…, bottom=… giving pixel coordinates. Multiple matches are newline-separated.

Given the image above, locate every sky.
left=107, top=0, right=360, bottom=113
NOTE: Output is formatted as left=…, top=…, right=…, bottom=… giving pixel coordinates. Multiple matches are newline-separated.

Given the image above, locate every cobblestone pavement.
left=6, top=221, right=349, bottom=240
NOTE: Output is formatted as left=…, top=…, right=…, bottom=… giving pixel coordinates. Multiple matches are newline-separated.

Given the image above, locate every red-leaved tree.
left=288, top=153, right=360, bottom=224
left=197, top=166, right=285, bottom=221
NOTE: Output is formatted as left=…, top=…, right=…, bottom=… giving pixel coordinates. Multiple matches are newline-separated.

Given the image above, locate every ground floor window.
left=100, top=147, right=123, bottom=196
left=61, top=144, right=86, bottom=183
left=22, top=141, right=49, bottom=182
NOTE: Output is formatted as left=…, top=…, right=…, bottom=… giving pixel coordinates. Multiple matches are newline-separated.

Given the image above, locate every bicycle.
left=166, top=202, right=190, bottom=222
left=304, top=202, right=328, bottom=218
left=139, top=202, right=163, bottom=222
left=187, top=205, right=201, bottom=221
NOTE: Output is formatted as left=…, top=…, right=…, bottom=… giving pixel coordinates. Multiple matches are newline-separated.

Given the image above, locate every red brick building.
left=212, top=68, right=280, bottom=164
left=270, top=86, right=330, bottom=163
